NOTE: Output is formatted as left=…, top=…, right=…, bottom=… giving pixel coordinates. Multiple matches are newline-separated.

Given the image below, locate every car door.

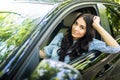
left=29, top=1, right=103, bottom=80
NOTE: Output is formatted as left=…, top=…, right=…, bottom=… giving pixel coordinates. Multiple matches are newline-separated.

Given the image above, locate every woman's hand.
left=92, top=16, right=101, bottom=29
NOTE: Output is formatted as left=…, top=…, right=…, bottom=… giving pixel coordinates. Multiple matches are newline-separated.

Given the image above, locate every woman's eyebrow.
left=81, top=25, right=86, bottom=27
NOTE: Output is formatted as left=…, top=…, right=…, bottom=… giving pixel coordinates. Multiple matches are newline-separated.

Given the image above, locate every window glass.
left=104, top=4, right=120, bottom=43
left=0, top=13, right=35, bottom=65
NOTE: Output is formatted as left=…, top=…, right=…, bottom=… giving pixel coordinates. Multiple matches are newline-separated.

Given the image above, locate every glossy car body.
left=0, top=0, right=120, bottom=80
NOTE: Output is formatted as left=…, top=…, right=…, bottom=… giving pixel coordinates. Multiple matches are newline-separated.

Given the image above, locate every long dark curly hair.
left=58, top=13, right=95, bottom=62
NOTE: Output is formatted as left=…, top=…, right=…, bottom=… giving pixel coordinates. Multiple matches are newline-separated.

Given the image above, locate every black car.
left=0, top=0, right=120, bottom=80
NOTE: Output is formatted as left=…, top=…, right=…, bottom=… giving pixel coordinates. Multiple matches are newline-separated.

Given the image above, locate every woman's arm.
left=92, top=16, right=119, bottom=47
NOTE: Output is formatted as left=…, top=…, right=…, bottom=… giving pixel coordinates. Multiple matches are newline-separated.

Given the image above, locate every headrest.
left=63, top=12, right=81, bottom=27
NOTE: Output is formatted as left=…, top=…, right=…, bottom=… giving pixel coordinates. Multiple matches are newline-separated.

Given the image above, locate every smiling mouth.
left=73, top=30, right=79, bottom=34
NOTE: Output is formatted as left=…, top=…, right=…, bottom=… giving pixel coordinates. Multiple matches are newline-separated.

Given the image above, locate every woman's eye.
left=80, top=25, right=85, bottom=29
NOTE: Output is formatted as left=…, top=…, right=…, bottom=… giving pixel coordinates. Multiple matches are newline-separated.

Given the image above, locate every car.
left=0, top=0, right=120, bottom=80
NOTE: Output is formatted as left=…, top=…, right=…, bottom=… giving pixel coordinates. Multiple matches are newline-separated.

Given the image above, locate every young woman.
left=40, top=13, right=120, bottom=63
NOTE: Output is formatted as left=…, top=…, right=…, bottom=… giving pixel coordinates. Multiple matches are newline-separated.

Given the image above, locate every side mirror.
left=30, top=59, right=82, bottom=80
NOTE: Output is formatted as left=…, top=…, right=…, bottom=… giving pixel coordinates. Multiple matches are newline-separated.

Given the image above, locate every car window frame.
left=39, top=2, right=100, bottom=49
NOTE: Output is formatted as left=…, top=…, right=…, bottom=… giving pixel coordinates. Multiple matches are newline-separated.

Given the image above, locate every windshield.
left=0, top=2, right=56, bottom=72
left=0, top=13, right=35, bottom=67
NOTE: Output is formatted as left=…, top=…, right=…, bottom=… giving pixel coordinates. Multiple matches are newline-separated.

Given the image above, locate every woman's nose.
left=74, top=26, right=79, bottom=30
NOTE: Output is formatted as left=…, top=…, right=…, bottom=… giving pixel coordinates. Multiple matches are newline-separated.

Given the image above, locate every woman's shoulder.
left=54, top=32, right=64, bottom=41
left=49, top=32, right=64, bottom=45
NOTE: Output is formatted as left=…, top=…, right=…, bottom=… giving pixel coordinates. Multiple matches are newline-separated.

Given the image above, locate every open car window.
left=40, top=6, right=102, bottom=62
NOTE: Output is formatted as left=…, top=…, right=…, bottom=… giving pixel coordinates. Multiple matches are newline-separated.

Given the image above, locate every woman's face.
left=72, top=17, right=86, bottom=40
